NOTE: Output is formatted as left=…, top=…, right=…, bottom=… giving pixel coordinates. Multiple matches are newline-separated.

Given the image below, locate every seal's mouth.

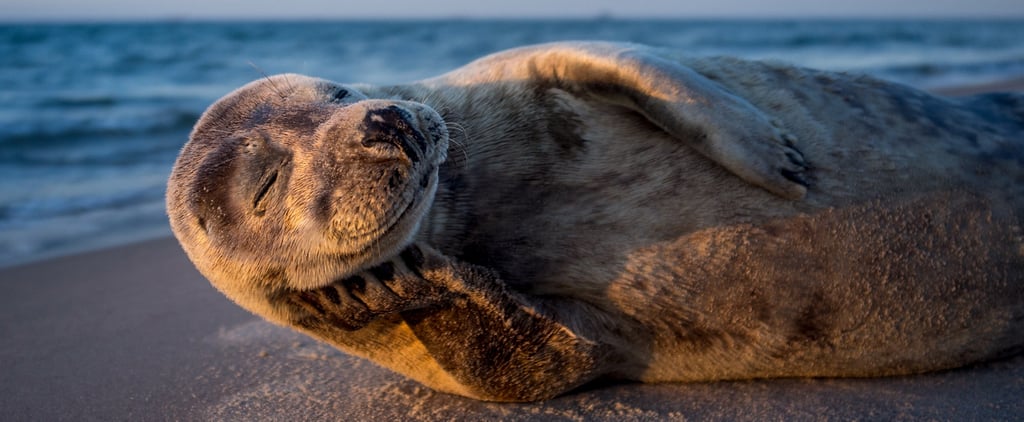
left=380, top=172, right=432, bottom=235
left=334, top=170, right=436, bottom=250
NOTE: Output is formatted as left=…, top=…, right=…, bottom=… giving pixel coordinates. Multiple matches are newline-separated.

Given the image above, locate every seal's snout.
left=361, top=105, right=427, bottom=163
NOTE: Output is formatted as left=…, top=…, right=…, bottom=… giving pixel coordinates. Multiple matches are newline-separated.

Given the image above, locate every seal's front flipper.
left=275, top=244, right=609, bottom=401
left=692, top=113, right=810, bottom=200
left=400, top=244, right=609, bottom=402
left=437, top=41, right=811, bottom=199
left=583, top=45, right=812, bottom=199
left=282, top=248, right=451, bottom=331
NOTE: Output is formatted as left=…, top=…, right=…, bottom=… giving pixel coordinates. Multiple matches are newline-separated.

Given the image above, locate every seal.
left=167, top=42, right=1024, bottom=402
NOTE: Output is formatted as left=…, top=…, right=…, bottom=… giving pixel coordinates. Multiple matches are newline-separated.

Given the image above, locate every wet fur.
left=168, top=42, right=1024, bottom=401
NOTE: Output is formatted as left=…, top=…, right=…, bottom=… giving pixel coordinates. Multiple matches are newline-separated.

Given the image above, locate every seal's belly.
left=453, top=113, right=797, bottom=290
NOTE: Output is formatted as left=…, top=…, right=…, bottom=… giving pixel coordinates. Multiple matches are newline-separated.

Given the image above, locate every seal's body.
left=167, top=42, right=1024, bottom=401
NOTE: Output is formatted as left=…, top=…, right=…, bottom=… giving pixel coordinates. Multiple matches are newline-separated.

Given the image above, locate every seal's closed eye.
left=252, top=170, right=278, bottom=216
left=237, top=132, right=290, bottom=217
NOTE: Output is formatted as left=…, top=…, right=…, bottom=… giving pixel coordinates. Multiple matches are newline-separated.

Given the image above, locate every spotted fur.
left=167, top=42, right=1024, bottom=401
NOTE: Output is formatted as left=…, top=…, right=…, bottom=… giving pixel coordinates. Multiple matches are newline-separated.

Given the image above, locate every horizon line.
left=3, top=14, right=1024, bottom=24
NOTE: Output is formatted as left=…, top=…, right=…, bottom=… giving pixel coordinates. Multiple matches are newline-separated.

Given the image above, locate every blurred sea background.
left=2, top=19, right=1023, bottom=267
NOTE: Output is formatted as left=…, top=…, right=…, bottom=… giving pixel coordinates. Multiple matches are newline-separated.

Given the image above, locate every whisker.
left=202, top=128, right=236, bottom=136
left=202, top=153, right=240, bottom=170
left=435, top=106, right=472, bottom=165
left=248, top=60, right=287, bottom=99
left=281, top=73, right=297, bottom=100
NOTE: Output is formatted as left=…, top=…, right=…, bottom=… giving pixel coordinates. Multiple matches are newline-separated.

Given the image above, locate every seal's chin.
left=357, top=171, right=436, bottom=248
left=327, top=169, right=439, bottom=278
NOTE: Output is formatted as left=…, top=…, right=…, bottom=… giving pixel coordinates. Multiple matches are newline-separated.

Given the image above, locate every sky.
left=4, top=0, right=1024, bottom=21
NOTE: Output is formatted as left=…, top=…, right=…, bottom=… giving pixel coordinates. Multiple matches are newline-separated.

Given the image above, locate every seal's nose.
left=361, top=105, right=425, bottom=163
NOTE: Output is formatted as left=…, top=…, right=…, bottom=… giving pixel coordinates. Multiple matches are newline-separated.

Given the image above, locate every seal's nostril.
left=361, top=106, right=425, bottom=163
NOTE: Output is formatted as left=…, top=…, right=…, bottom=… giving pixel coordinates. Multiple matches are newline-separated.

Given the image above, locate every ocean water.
left=1, top=19, right=1023, bottom=267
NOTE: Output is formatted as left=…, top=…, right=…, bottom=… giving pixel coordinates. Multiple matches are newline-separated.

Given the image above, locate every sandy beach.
left=2, top=80, right=1023, bottom=420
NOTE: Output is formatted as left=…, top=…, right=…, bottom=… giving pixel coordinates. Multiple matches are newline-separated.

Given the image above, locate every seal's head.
left=167, top=74, right=448, bottom=300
